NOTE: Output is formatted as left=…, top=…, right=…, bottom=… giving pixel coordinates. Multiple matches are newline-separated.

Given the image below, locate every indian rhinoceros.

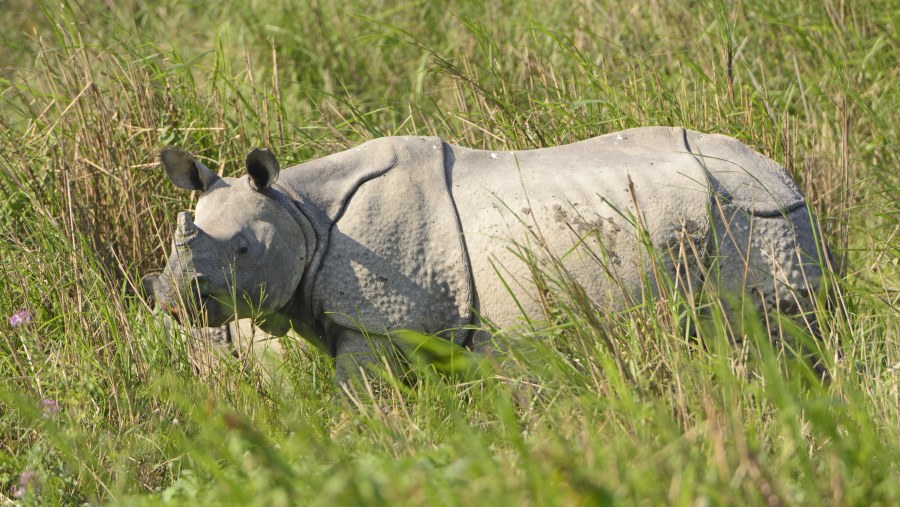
left=148, top=127, right=827, bottom=382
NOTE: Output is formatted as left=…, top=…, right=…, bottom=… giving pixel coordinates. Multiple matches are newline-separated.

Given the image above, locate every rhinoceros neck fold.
left=265, top=181, right=328, bottom=323
left=264, top=183, right=315, bottom=251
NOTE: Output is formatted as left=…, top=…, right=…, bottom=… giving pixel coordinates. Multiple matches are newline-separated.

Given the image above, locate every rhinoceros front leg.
left=332, top=328, right=410, bottom=387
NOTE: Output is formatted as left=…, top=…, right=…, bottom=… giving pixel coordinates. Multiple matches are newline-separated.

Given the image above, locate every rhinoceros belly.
left=447, top=127, right=711, bottom=331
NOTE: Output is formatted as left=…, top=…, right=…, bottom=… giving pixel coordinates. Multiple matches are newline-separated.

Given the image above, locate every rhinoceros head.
left=154, top=148, right=307, bottom=327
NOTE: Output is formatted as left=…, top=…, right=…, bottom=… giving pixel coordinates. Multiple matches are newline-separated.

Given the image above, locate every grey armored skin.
left=149, top=127, right=827, bottom=383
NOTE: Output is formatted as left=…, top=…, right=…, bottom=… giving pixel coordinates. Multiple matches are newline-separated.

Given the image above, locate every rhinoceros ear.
left=160, top=148, right=219, bottom=191
left=245, top=148, right=280, bottom=191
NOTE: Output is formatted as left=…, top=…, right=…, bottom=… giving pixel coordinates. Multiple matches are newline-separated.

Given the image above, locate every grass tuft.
left=1, top=0, right=896, bottom=504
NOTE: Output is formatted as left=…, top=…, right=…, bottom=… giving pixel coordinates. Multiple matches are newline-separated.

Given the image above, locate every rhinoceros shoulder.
left=281, top=136, right=445, bottom=222
left=302, top=137, right=474, bottom=342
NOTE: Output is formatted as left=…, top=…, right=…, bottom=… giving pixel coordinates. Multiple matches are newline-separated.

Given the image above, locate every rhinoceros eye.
left=236, top=239, right=250, bottom=256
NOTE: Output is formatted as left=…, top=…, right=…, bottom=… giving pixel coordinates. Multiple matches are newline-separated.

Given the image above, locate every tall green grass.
left=1, top=0, right=897, bottom=504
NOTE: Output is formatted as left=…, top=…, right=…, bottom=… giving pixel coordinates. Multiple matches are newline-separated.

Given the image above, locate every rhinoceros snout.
left=174, top=274, right=212, bottom=311
left=160, top=267, right=245, bottom=327
left=154, top=269, right=211, bottom=313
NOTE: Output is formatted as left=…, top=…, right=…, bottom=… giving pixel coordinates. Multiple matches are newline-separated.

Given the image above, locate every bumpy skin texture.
left=151, top=127, right=826, bottom=383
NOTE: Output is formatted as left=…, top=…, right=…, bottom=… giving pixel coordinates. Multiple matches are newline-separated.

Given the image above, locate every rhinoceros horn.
left=175, top=210, right=199, bottom=246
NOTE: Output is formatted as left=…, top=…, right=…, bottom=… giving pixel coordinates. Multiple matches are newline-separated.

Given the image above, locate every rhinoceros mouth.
left=192, top=296, right=233, bottom=327
left=159, top=292, right=232, bottom=328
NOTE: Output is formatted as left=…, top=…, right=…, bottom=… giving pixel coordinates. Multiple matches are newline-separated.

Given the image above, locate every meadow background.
left=0, top=0, right=897, bottom=504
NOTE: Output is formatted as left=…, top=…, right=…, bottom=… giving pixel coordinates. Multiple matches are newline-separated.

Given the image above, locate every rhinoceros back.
left=448, top=127, right=713, bottom=330
left=279, top=128, right=820, bottom=346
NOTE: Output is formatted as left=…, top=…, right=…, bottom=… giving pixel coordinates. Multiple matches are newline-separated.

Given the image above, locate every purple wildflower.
left=12, top=470, right=39, bottom=498
left=9, top=309, right=31, bottom=328
left=40, top=398, right=60, bottom=416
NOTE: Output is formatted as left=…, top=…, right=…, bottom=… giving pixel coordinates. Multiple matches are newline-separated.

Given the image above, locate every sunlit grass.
left=0, top=0, right=897, bottom=504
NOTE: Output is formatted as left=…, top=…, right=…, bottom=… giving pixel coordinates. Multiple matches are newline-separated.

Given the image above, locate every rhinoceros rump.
left=150, top=127, right=826, bottom=383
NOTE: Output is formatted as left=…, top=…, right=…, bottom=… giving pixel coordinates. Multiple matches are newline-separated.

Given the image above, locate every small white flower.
left=490, top=153, right=499, bottom=159
left=616, top=134, right=624, bottom=140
